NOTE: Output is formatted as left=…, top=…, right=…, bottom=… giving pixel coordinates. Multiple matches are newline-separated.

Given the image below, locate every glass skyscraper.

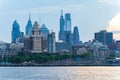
left=95, top=30, right=113, bottom=45
left=40, top=24, right=50, bottom=39
left=65, top=13, right=71, bottom=31
left=25, top=14, right=32, bottom=36
left=59, top=10, right=65, bottom=40
left=12, top=20, right=20, bottom=43
left=73, top=26, right=80, bottom=46
left=47, top=32, right=56, bottom=53
left=58, top=10, right=73, bottom=44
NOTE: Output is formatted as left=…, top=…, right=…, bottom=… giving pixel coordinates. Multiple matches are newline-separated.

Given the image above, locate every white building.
left=31, top=22, right=42, bottom=53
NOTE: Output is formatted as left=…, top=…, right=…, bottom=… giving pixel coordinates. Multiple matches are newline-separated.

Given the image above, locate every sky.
left=0, top=0, right=120, bottom=43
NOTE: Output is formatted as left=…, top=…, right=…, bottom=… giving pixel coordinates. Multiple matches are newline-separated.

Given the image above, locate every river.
left=0, top=67, right=120, bottom=80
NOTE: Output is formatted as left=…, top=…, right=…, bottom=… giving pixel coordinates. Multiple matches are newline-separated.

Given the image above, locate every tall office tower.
left=47, top=32, right=56, bottom=53
left=40, top=24, right=50, bottom=39
left=31, top=22, right=42, bottom=53
left=65, top=13, right=71, bottom=31
left=59, top=10, right=65, bottom=40
left=18, top=32, right=24, bottom=43
left=12, top=20, right=20, bottom=43
left=25, top=14, right=33, bottom=36
left=73, top=26, right=80, bottom=46
left=95, top=30, right=113, bottom=45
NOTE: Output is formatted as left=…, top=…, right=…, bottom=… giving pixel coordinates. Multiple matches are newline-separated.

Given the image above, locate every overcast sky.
left=0, top=0, right=120, bottom=42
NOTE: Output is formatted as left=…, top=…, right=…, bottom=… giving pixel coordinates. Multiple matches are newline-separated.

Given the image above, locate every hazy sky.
left=0, top=0, right=120, bottom=42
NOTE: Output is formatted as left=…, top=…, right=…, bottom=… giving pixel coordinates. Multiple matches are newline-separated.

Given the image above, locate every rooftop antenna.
left=29, top=12, right=31, bottom=20
left=61, top=10, right=63, bottom=16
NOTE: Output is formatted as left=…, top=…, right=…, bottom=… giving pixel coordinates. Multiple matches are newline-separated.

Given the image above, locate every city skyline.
left=0, top=0, right=120, bottom=42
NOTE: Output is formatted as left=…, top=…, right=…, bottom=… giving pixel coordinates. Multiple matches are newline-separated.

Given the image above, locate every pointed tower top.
left=29, top=12, right=31, bottom=20
left=61, top=10, right=63, bottom=16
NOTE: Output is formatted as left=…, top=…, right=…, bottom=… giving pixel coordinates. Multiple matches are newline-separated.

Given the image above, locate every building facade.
left=65, top=13, right=71, bottom=31
left=24, top=22, right=42, bottom=53
left=12, top=20, right=20, bottom=43
left=95, top=30, right=113, bottom=46
left=25, top=14, right=33, bottom=36
left=40, top=24, right=50, bottom=39
left=73, top=26, right=80, bottom=46
left=47, top=32, right=56, bottom=53
left=58, top=10, right=73, bottom=45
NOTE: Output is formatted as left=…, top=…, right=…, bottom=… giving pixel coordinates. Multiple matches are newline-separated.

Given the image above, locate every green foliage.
left=106, top=53, right=115, bottom=59
left=5, top=52, right=93, bottom=64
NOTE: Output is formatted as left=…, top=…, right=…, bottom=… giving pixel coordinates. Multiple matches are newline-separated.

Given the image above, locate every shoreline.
left=0, top=64, right=120, bottom=67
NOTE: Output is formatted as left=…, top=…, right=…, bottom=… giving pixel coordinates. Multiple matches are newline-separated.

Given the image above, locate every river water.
left=0, top=67, right=120, bottom=80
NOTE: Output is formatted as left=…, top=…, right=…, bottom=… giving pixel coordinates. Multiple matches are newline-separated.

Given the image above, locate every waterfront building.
left=76, top=48, right=87, bottom=54
left=91, top=41, right=108, bottom=59
left=116, top=40, right=120, bottom=50
left=31, top=22, right=42, bottom=53
left=12, top=20, right=20, bottom=43
left=25, top=14, right=33, bottom=36
left=40, top=24, right=50, bottom=39
left=41, top=38, right=48, bottom=52
left=47, top=32, right=56, bottom=53
left=56, top=40, right=72, bottom=53
left=73, top=26, right=80, bottom=46
left=10, top=43, right=24, bottom=53
left=24, top=36, right=32, bottom=52
left=24, top=22, right=42, bottom=53
left=0, top=41, right=6, bottom=53
left=95, top=30, right=113, bottom=46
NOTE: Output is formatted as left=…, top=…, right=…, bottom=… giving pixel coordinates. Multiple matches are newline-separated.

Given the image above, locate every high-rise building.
left=59, top=10, right=65, bottom=32
left=31, top=22, right=42, bottom=53
left=73, top=26, right=80, bottom=46
left=95, top=30, right=113, bottom=45
left=58, top=10, right=73, bottom=44
left=63, top=31, right=73, bottom=44
left=40, top=24, right=50, bottom=39
left=24, top=22, right=42, bottom=53
left=65, top=13, right=71, bottom=31
left=24, top=36, right=32, bottom=52
left=18, top=32, right=24, bottom=43
left=12, top=20, right=20, bottom=43
left=47, top=32, right=56, bottom=53
left=25, top=14, right=32, bottom=36
left=59, top=10, right=65, bottom=40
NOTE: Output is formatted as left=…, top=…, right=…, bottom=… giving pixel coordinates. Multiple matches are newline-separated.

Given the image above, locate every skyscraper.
left=40, top=24, right=50, bottom=39
left=18, top=32, right=24, bottom=43
left=25, top=14, right=32, bottom=36
left=60, top=10, right=65, bottom=32
left=58, top=10, right=73, bottom=42
left=95, top=30, right=113, bottom=45
left=31, top=22, right=42, bottom=53
left=47, top=32, right=56, bottom=53
left=59, top=10, right=65, bottom=40
left=65, top=13, right=71, bottom=31
left=12, top=20, right=20, bottom=43
left=73, top=26, right=80, bottom=46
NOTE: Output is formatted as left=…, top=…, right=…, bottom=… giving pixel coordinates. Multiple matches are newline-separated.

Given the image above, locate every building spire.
left=29, top=12, right=31, bottom=20
left=61, top=10, right=63, bottom=16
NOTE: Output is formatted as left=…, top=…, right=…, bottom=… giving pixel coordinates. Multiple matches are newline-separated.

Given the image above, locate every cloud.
left=107, top=13, right=120, bottom=40
left=98, top=0, right=120, bottom=5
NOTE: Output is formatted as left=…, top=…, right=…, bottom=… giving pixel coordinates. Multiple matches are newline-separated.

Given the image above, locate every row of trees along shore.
left=0, top=52, right=115, bottom=64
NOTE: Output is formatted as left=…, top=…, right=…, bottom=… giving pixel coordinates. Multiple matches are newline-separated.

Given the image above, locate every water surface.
left=0, top=67, right=120, bottom=80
